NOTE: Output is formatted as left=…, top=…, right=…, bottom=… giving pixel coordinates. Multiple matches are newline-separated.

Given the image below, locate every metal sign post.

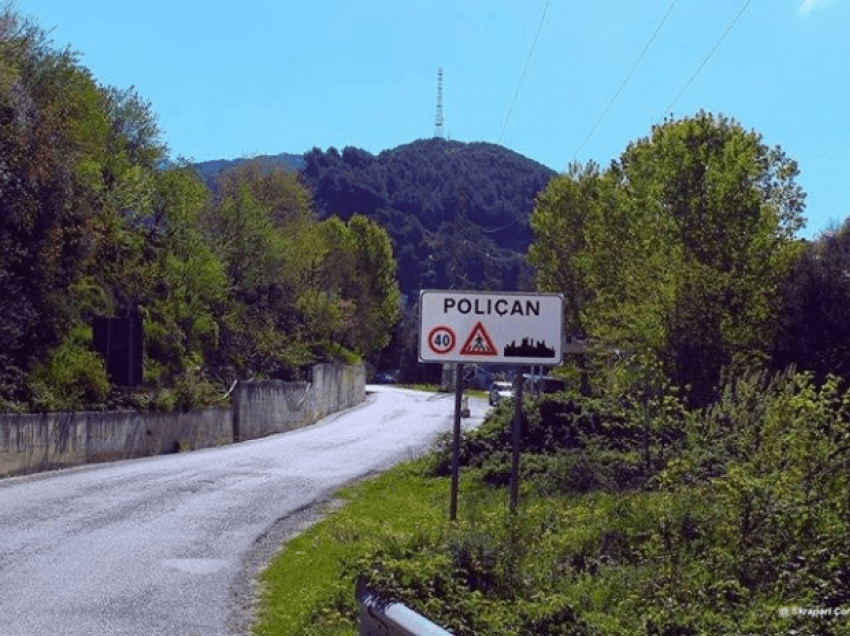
left=450, top=362, right=463, bottom=522
left=509, top=370, right=524, bottom=513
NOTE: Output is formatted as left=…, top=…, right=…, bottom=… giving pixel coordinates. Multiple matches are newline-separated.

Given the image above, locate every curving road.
left=0, top=386, right=487, bottom=636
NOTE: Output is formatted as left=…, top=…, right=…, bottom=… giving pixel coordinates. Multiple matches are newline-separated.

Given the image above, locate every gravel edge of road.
left=226, top=489, right=348, bottom=635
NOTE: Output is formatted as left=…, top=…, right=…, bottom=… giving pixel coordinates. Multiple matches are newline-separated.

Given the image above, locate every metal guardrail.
left=356, top=579, right=455, bottom=636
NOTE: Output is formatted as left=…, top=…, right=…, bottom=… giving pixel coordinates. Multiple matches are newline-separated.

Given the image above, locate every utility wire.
left=498, top=0, right=550, bottom=144
left=570, top=0, right=679, bottom=165
left=660, top=0, right=751, bottom=119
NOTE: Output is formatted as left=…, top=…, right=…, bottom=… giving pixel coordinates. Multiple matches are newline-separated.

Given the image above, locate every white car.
left=488, top=381, right=514, bottom=406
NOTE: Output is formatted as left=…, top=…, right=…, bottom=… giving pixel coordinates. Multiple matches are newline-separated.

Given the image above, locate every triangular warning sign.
left=460, top=322, right=498, bottom=356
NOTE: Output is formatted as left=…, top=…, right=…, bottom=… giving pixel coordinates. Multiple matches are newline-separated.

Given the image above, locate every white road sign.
left=418, top=290, right=564, bottom=364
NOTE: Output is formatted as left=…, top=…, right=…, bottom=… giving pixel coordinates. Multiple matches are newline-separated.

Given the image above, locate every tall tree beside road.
left=529, top=112, right=806, bottom=405
left=202, top=162, right=400, bottom=376
left=202, top=162, right=314, bottom=375
left=0, top=12, right=99, bottom=400
left=142, top=165, right=228, bottom=387
left=315, top=214, right=401, bottom=357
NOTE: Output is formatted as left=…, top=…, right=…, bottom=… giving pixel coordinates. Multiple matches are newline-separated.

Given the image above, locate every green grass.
left=252, top=461, right=844, bottom=636
left=252, top=460, right=450, bottom=636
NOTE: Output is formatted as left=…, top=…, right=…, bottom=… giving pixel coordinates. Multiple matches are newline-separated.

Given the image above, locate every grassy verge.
left=251, top=457, right=715, bottom=636
left=253, top=373, right=850, bottom=635
left=252, top=463, right=833, bottom=636
left=252, top=460, right=451, bottom=636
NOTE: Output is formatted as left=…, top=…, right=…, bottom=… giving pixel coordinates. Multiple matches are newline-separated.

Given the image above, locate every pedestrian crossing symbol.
left=459, top=321, right=498, bottom=356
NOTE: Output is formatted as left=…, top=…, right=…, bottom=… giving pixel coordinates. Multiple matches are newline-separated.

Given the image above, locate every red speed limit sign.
left=427, top=326, right=456, bottom=355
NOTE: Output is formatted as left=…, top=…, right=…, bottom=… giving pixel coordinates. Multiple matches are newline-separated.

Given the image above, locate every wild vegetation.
left=0, top=7, right=398, bottom=412
left=255, top=367, right=850, bottom=636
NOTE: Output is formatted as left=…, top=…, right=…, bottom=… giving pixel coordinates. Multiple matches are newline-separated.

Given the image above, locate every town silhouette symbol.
left=504, top=337, right=556, bottom=359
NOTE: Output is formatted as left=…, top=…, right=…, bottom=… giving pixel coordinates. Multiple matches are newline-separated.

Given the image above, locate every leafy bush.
left=27, top=338, right=110, bottom=411
left=431, top=392, right=674, bottom=495
left=256, top=366, right=850, bottom=636
left=145, top=367, right=224, bottom=412
left=659, top=369, right=850, bottom=619
left=354, top=512, right=600, bottom=636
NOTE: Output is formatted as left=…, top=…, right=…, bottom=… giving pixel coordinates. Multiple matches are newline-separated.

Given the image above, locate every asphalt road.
left=0, top=386, right=488, bottom=636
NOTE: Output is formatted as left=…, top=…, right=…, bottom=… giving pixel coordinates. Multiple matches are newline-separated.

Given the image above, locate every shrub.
left=27, top=338, right=110, bottom=411
left=660, top=369, right=850, bottom=613
left=432, top=392, right=669, bottom=495
left=355, top=513, right=600, bottom=636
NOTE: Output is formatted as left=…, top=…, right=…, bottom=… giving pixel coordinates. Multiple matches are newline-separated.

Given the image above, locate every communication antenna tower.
left=434, top=67, right=445, bottom=139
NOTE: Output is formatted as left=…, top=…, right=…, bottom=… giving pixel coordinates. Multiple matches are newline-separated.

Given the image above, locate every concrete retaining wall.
left=233, top=362, right=365, bottom=440
left=0, top=362, right=365, bottom=478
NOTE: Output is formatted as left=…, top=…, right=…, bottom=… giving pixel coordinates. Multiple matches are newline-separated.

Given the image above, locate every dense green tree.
left=772, top=221, right=850, bottom=383
left=0, top=10, right=115, bottom=401
left=141, top=165, right=227, bottom=385
left=201, top=170, right=296, bottom=375
left=529, top=112, right=805, bottom=406
left=200, top=161, right=399, bottom=376
left=314, top=214, right=400, bottom=357
left=0, top=6, right=187, bottom=408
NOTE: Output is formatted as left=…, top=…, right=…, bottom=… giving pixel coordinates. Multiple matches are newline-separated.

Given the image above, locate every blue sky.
left=17, top=0, right=849, bottom=239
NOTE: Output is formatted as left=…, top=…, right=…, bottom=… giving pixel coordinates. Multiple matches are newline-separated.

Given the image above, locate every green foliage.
left=0, top=6, right=205, bottom=409
left=657, top=369, right=850, bottom=625
left=529, top=112, right=806, bottom=406
left=430, top=379, right=687, bottom=496
left=373, top=372, right=850, bottom=634
left=773, top=220, right=850, bottom=383
left=0, top=11, right=109, bottom=391
left=252, top=365, right=850, bottom=636
left=27, top=333, right=110, bottom=411
left=0, top=7, right=401, bottom=409
left=253, top=460, right=448, bottom=636
left=313, top=214, right=400, bottom=357
left=199, top=161, right=400, bottom=380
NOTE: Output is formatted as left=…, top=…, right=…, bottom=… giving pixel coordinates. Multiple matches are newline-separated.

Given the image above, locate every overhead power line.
left=570, top=0, right=679, bottom=165
left=499, top=0, right=550, bottom=144
left=660, top=0, right=751, bottom=119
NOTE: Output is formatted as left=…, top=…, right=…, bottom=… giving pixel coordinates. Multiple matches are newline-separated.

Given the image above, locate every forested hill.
left=301, top=139, right=556, bottom=297
left=195, top=140, right=556, bottom=298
